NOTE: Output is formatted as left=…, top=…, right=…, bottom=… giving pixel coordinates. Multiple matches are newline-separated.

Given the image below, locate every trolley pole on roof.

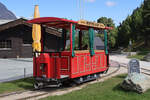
left=34, top=0, right=39, bottom=5
left=79, top=0, right=85, bottom=20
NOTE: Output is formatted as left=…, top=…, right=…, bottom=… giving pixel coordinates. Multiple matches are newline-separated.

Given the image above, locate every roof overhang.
left=28, top=17, right=112, bottom=30
left=0, top=18, right=61, bottom=37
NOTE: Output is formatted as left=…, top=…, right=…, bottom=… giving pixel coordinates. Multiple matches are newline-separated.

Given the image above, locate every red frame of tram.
left=28, top=17, right=111, bottom=81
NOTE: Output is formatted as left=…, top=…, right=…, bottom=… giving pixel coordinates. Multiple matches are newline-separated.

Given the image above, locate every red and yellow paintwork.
left=33, top=50, right=108, bottom=80
left=28, top=17, right=110, bottom=81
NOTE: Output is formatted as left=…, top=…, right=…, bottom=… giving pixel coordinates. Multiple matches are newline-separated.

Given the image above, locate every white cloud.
left=105, top=1, right=116, bottom=7
left=85, top=0, right=96, bottom=3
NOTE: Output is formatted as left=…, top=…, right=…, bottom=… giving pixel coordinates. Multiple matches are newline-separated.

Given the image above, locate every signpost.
left=129, top=40, right=132, bottom=56
left=128, top=59, right=140, bottom=74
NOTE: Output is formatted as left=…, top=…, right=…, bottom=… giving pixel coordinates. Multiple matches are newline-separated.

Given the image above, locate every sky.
left=0, top=0, right=144, bottom=26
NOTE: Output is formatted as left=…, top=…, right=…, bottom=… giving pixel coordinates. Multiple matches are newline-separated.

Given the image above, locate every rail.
left=0, top=64, right=120, bottom=99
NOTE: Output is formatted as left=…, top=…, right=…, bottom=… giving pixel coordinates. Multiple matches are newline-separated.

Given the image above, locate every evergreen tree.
left=117, top=16, right=132, bottom=47
left=98, top=0, right=150, bottom=49
left=130, top=6, right=143, bottom=41
left=142, top=0, right=150, bottom=46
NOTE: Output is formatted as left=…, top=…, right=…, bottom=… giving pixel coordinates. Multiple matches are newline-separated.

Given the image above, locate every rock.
left=121, top=72, right=150, bottom=93
left=143, top=53, right=150, bottom=62
left=127, top=52, right=137, bottom=56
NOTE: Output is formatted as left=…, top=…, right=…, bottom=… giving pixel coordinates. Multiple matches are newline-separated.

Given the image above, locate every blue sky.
left=1, top=0, right=144, bottom=26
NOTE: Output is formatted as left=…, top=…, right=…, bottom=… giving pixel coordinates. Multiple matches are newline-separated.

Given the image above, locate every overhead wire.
left=79, top=0, right=85, bottom=20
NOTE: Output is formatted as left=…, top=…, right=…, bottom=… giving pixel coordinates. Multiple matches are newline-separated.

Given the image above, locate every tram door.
left=51, top=53, right=70, bottom=79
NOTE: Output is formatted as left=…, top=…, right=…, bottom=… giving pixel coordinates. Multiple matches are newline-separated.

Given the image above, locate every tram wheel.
left=34, top=82, right=44, bottom=89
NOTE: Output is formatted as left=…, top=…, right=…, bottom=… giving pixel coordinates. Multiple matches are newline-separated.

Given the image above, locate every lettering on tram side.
left=128, top=59, right=140, bottom=74
left=78, top=20, right=105, bottom=29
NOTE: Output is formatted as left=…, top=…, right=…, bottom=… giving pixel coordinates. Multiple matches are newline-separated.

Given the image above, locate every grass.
left=124, top=43, right=150, bottom=60
left=41, top=74, right=150, bottom=100
left=128, top=51, right=149, bottom=60
left=0, top=77, right=34, bottom=94
left=128, top=54, right=145, bottom=60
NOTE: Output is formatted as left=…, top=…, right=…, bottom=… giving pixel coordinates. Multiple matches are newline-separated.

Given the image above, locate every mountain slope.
left=0, top=2, right=17, bottom=20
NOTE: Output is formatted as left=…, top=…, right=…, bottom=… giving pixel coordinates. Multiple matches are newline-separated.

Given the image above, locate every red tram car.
left=28, top=17, right=112, bottom=89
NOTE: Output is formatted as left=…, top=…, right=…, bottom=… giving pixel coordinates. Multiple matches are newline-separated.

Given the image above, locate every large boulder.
left=121, top=73, right=150, bottom=93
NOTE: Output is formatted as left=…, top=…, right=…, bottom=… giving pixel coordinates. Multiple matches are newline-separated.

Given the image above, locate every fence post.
left=24, top=68, right=26, bottom=78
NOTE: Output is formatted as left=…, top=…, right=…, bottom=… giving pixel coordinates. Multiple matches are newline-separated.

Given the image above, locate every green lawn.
left=0, top=77, right=34, bottom=94
left=41, top=74, right=150, bottom=100
left=128, top=51, right=149, bottom=60
left=128, top=54, right=145, bottom=60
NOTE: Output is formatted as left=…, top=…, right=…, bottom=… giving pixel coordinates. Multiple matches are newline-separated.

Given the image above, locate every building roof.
left=0, top=18, right=28, bottom=31
left=0, top=18, right=61, bottom=37
left=0, top=20, right=14, bottom=25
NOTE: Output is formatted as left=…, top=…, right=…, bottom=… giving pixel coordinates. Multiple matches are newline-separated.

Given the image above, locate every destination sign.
left=78, top=20, right=105, bottom=29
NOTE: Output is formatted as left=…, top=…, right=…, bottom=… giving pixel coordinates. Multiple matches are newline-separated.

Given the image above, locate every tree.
left=130, top=6, right=143, bottom=41
left=142, top=0, right=150, bottom=46
left=98, top=17, right=114, bottom=26
left=97, top=17, right=117, bottom=48
left=117, top=4, right=144, bottom=49
left=115, top=0, right=150, bottom=50
left=117, top=16, right=132, bottom=47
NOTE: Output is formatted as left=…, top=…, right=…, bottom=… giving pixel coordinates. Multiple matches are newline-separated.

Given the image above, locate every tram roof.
left=27, top=17, right=112, bottom=30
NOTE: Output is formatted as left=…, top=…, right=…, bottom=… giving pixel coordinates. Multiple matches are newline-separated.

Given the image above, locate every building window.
left=0, top=40, right=12, bottom=49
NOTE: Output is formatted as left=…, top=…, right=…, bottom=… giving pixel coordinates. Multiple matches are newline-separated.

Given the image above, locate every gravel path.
left=0, top=54, right=149, bottom=83
left=110, top=54, right=150, bottom=69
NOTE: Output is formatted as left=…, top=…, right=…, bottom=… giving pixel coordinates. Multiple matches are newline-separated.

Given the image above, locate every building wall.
left=0, top=25, right=32, bottom=58
left=0, top=37, right=23, bottom=58
left=0, top=24, right=61, bottom=58
left=21, top=44, right=33, bottom=58
left=0, top=37, right=33, bottom=58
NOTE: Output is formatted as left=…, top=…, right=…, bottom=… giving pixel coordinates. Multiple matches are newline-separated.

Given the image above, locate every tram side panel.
left=33, top=51, right=108, bottom=80
left=70, top=51, right=108, bottom=78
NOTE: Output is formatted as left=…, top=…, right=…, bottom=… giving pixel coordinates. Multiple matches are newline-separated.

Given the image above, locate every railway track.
left=119, top=62, right=150, bottom=76
left=21, top=66, right=121, bottom=100
left=0, top=64, right=121, bottom=100
left=1, top=61, right=149, bottom=100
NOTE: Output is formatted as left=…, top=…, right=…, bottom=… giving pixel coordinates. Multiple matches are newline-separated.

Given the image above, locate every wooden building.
left=0, top=18, right=61, bottom=58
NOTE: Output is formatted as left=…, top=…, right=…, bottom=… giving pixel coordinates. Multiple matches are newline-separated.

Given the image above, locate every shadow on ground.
left=9, top=77, right=34, bottom=90
left=112, top=75, right=137, bottom=94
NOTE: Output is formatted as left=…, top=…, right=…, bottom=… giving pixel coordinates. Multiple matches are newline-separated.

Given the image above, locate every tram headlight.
left=42, top=75, right=46, bottom=78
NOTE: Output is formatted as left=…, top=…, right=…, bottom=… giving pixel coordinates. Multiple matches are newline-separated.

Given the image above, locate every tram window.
left=94, top=37, right=104, bottom=50
left=64, top=31, right=105, bottom=51
left=78, top=31, right=89, bottom=50
left=95, top=46, right=104, bottom=50
left=82, top=44, right=88, bottom=50
left=43, top=32, right=62, bottom=52
left=65, top=40, right=70, bottom=50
